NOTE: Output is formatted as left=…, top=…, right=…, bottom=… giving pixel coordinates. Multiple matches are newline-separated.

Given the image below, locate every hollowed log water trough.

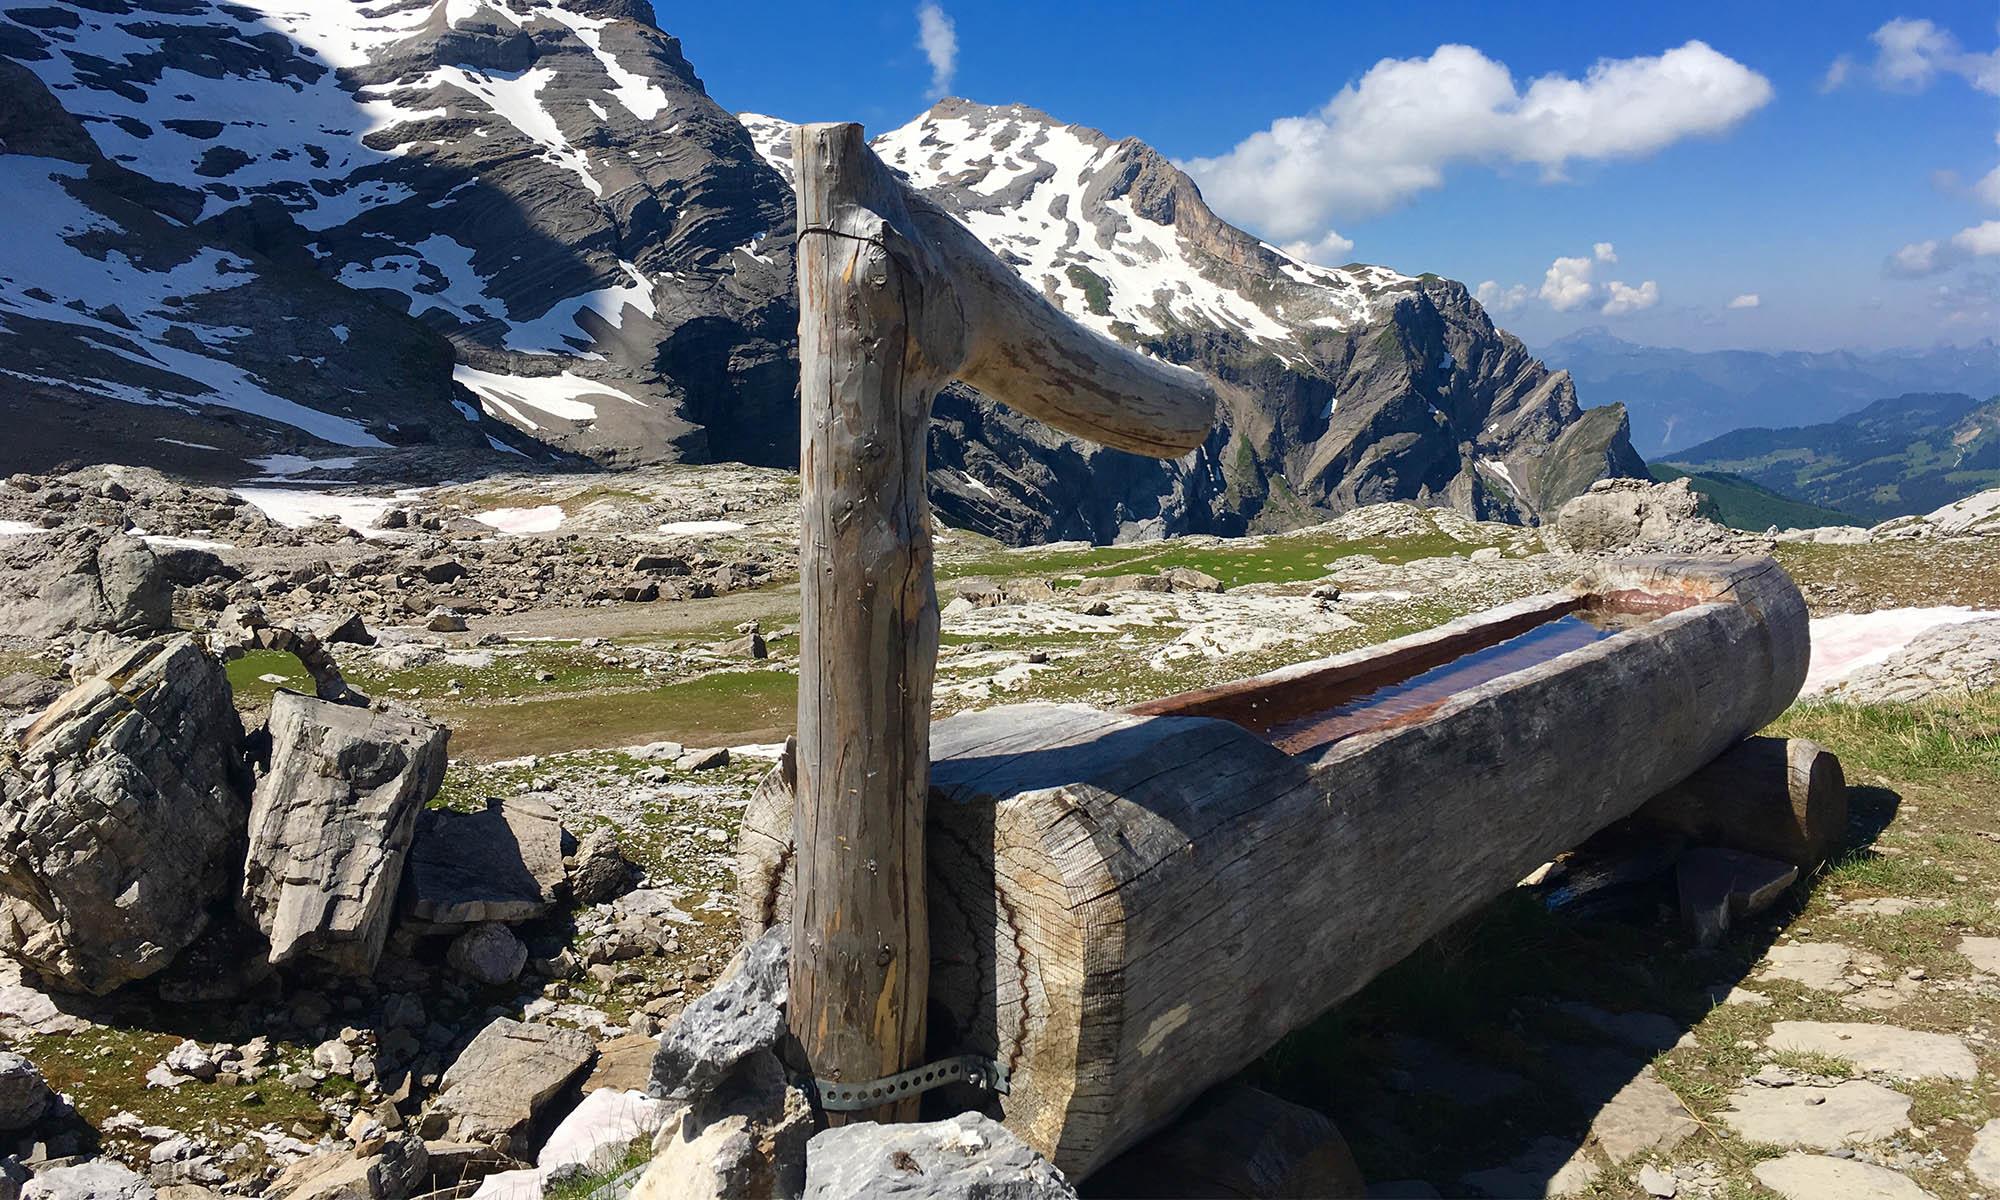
left=744, top=553, right=1812, bottom=1177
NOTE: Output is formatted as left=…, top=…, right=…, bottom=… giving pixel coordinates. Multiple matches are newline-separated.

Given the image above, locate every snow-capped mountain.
left=2, top=3, right=1639, bottom=540
left=749, top=101, right=1643, bottom=537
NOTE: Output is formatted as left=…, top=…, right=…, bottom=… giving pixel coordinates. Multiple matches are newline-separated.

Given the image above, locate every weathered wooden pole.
left=788, top=120, right=1215, bottom=1123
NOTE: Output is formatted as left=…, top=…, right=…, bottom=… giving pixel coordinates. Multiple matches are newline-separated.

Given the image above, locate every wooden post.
left=787, top=121, right=1215, bottom=1124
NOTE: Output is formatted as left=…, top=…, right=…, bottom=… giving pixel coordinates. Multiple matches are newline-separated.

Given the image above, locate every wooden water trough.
left=744, top=554, right=1812, bottom=1177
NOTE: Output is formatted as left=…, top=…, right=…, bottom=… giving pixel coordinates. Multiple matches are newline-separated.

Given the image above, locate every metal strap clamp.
left=812, top=1054, right=1010, bottom=1112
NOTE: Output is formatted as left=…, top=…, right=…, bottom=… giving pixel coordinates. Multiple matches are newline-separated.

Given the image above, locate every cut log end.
left=1635, top=736, right=1848, bottom=869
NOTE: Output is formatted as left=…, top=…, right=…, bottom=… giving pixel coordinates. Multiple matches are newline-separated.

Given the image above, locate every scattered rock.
left=1, top=532, right=172, bottom=639
left=802, top=1112, right=1076, bottom=1200
left=1458, top=1136, right=1598, bottom=1199
left=426, top=608, right=468, bottom=633
left=1587, top=1066, right=1698, bottom=1164
left=1547, top=477, right=1742, bottom=557
left=405, top=798, right=566, bottom=926
left=1822, top=617, right=2000, bottom=704
left=0, top=637, right=247, bottom=994
left=1958, top=935, right=2000, bottom=974
left=1088, top=1083, right=1363, bottom=1200
left=1382, top=1036, right=1526, bottom=1106
left=0, top=1053, right=51, bottom=1131
left=568, top=830, right=637, bottom=906
left=1720, top=1079, right=1911, bottom=1149
left=1751, top=1152, right=1933, bottom=1200
left=1766, top=1022, right=1977, bottom=1080
left=1758, top=943, right=1862, bottom=993
left=649, top=927, right=787, bottom=1104
left=430, top=1019, right=595, bottom=1152
left=1677, top=847, right=1798, bottom=947
left=582, top=1035, right=657, bottom=1095
left=447, top=924, right=528, bottom=987
left=242, top=693, right=447, bottom=975
left=1969, top=1116, right=2000, bottom=1188
left=674, top=747, right=729, bottom=773
left=21, top=1161, right=156, bottom=1200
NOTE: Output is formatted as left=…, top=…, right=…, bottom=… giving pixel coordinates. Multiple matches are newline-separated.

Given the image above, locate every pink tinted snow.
left=1803, top=607, right=1997, bottom=695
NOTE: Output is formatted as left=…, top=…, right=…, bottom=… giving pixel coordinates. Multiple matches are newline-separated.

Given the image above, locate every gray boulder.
left=803, top=1113, right=1076, bottom=1200
left=21, top=1162, right=155, bottom=1200
left=568, top=829, right=637, bottom=905
left=272, top=1133, right=428, bottom=1200
left=0, top=1053, right=51, bottom=1131
left=241, top=693, right=447, bottom=975
left=404, top=799, right=565, bottom=926
left=1548, top=477, right=1742, bottom=556
left=0, top=637, right=246, bottom=994
left=650, top=926, right=789, bottom=1104
left=429, top=1019, right=595, bottom=1152
left=446, top=923, right=527, bottom=986
left=2, top=533, right=172, bottom=640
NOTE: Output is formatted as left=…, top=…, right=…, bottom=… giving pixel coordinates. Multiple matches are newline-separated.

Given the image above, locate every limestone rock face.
left=1547, top=477, right=1742, bottom=556
left=404, top=798, right=565, bottom=926
left=649, top=926, right=788, bottom=1105
left=0, top=637, right=247, bottom=995
left=1822, top=617, right=2000, bottom=704
left=20, top=1161, right=156, bottom=1200
left=431, top=1018, right=595, bottom=1152
left=803, top=1113, right=1077, bottom=1200
left=241, top=693, right=448, bottom=975
left=445, top=923, right=527, bottom=986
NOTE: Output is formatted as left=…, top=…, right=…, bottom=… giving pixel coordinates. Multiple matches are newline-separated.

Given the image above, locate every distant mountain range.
left=1538, top=329, right=2000, bottom=457
left=1663, top=391, right=2000, bottom=524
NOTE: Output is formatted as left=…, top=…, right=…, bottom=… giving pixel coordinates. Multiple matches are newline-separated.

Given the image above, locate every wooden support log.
left=746, top=556, right=1811, bottom=1175
left=786, top=122, right=1214, bottom=1123
left=1633, top=736, right=1847, bottom=868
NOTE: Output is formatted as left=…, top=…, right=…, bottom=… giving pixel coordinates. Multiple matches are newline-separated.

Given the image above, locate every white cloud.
left=1726, top=292, right=1760, bottom=309
left=1887, top=220, right=2000, bottom=277
left=1475, top=280, right=1531, bottom=313
left=1820, top=54, right=1855, bottom=92
left=1592, top=242, right=1617, bottom=263
left=1957, top=219, right=2000, bottom=256
left=1978, top=163, right=2000, bottom=209
left=1540, top=254, right=1599, bottom=311
left=915, top=2, right=957, bottom=101
left=1859, top=18, right=2000, bottom=95
left=1601, top=279, right=1660, bottom=315
left=1279, top=229, right=1355, bottom=264
left=1180, top=41, right=1773, bottom=238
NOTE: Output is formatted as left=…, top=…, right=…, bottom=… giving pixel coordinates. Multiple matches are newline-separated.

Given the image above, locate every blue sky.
left=669, top=3, right=2000, bottom=353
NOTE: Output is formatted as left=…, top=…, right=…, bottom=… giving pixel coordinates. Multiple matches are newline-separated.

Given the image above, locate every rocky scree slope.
left=749, top=101, right=1644, bottom=541
left=2, top=2, right=1638, bottom=543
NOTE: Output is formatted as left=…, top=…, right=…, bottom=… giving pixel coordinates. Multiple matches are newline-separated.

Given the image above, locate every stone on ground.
left=649, top=926, right=787, bottom=1104
left=569, top=829, right=637, bottom=906
left=447, top=923, right=528, bottom=986
left=278, top=1133, right=428, bottom=1200
left=1751, top=1153, right=1933, bottom=1200
left=404, top=798, right=565, bottom=926
left=1766, top=1021, right=1977, bottom=1080
left=1586, top=1066, right=1697, bottom=1164
left=0, top=636, right=246, bottom=994
left=1382, top=1035, right=1526, bottom=1105
left=1551, top=1002, right=1683, bottom=1053
left=802, top=1113, right=1075, bottom=1200
left=1822, top=617, right=2000, bottom=704
left=1458, top=1135, right=1598, bottom=1198
left=2, top=532, right=172, bottom=639
left=241, top=693, right=447, bottom=974
left=0, top=1052, right=51, bottom=1130
left=1758, top=943, right=1863, bottom=992
left=1958, top=935, right=2000, bottom=975
left=430, top=1019, right=595, bottom=1152
left=1968, top=1116, right=2000, bottom=1187
left=583, top=1034, right=658, bottom=1095
left=1086, top=1083, right=1363, bottom=1199
left=21, top=1161, right=156, bottom=1200
left=1676, top=847, right=1798, bottom=947
left=1719, top=1080, right=1911, bottom=1149
left=1547, top=478, right=1738, bottom=557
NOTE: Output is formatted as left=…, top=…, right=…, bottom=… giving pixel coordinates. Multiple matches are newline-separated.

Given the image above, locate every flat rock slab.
left=1959, top=935, right=2000, bottom=975
left=1767, top=1021, right=1978, bottom=1080
left=1590, top=1067, right=1698, bottom=1164
left=1720, top=1080, right=1911, bottom=1149
left=1677, top=847, right=1797, bottom=946
left=434, top=1018, right=595, bottom=1152
left=1552, top=1002, right=1683, bottom=1053
left=1383, top=1035, right=1527, bottom=1106
left=803, top=1112, right=1076, bottom=1199
left=406, top=798, right=565, bottom=926
left=1758, top=942, right=1873, bottom=993
left=1751, top=1153, right=1934, bottom=1200
left=1459, top=1136, right=1598, bottom=1198
left=1970, top=1116, right=2000, bottom=1187
left=584, top=1034, right=658, bottom=1095
left=1841, top=898, right=1948, bottom=917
